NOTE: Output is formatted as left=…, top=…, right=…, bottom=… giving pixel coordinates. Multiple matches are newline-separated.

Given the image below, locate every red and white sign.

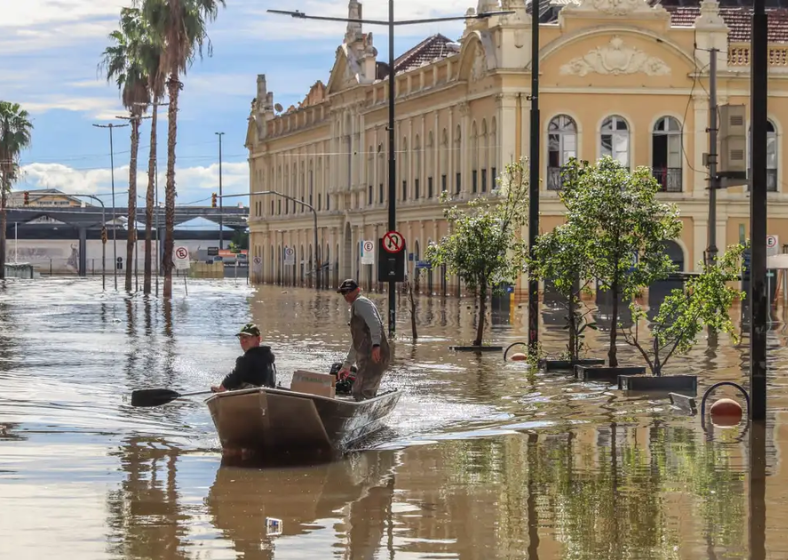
left=174, top=246, right=190, bottom=270
left=382, top=231, right=405, bottom=254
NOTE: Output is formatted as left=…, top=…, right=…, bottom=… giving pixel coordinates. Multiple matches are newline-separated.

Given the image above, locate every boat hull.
left=205, top=387, right=400, bottom=453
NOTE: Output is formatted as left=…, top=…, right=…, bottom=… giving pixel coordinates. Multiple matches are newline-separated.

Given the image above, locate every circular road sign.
left=253, top=256, right=262, bottom=265
left=363, top=240, right=374, bottom=253
left=175, top=247, right=189, bottom=260
left=382, top=231, right=405, bottom=254
left=284, top=247, right=294, bottom=256
left=767, top=235, right=777, bottom=248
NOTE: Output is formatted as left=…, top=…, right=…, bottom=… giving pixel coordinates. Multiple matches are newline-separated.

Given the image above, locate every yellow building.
left=246, top=0, right=787, bottom=295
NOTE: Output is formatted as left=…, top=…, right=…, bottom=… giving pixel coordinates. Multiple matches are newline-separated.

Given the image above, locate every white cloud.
left=0, top=0, right=126, bottom=27
left=22, top=96, right=125, bottom=120
left=16, top=161, right=250, bottom=204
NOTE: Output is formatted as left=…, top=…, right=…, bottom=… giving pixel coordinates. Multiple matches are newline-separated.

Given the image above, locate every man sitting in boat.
left=336, top=279, right=391, bottom=401
left=210, top=323, right=276, bottom=393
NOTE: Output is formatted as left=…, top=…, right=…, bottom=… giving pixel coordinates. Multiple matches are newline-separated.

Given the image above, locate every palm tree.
left=101, top=8, right=154, bottom=292
left=0, top=102, right=33, bottom=280
left=140, top=0, right=225, bottom=298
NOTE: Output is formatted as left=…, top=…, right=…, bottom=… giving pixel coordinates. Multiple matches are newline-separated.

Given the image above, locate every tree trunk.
left=608, top=278, right=619, bottom=367
left=568, top=292, right=577, bottom=363
left=144, top=100, right=158, bottom=295
left=474, top=283, right=487, bottom=347
left=163, top=77, right=179, bottom=299
left=0, top=187, right=6, bottom=280
left=125, top=115, right=140, bottom=292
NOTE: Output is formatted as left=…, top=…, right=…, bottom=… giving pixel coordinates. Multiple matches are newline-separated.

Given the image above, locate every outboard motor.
left=328, top=362, right=357, bottom=395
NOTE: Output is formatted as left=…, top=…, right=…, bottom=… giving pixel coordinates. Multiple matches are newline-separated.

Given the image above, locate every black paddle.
left=131, top=388, right=214, bottom=408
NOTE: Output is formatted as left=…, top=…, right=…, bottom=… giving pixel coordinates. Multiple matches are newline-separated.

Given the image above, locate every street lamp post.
left=268, top=4, right=513, bottom=336
left=93, top=122, right=128, bottom=290
left=216, top=132, right=225, bottom=249
left=219, top=190, right=321, bottom=290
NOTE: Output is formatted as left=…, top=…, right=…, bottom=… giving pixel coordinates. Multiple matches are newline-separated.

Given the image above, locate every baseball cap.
left=337, top=279, right=359, bottom=294
left=236, top=323, right=261, bottom=337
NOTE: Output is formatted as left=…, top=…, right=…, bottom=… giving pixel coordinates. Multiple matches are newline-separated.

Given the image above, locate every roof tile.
left=667, top=6, right=788, bottom=42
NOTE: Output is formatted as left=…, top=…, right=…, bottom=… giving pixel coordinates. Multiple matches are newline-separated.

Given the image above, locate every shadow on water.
left=1, top=279, right=788, bottom=558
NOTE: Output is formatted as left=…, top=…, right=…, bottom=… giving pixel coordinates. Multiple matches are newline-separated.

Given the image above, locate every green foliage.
left=231, top=230, right=249, bottom=251
left=426, top=158, right=529, bottom=292
left=528, top=160, right=597, bottom=362
left=426, top=159, right=529, bottom=345
left=558, top=157, right=683, bottom=366
left=621, top=243, right=746, bottom=376
left=0, top=101, right=33, bottom=194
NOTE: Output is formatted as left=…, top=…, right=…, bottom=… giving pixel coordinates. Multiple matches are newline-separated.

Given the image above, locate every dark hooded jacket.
left=221, top=345, right=276, bottom=389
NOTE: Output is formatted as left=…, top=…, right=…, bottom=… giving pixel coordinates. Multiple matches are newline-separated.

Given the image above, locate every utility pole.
left=750, top=0, right=769, bottom=422
left=93, top=122, right=128, bottom=290
left=527, top=0, right=541, bottom=356
left=706, top=48, right=720, bottom=346
left=707, top=48, right=719, bottom=267
left=216, top=132, right=225, bottom=249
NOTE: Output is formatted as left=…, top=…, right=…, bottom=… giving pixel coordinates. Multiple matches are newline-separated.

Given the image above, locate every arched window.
left=600, top=115, right=630, bottom=168
left=749, top=121, right=778, bottom=192
left=481, top=119, right=488, bottom=192
left=652, top=116, right=682, bottom=192
left=427, top=131, right=435, bottom=198
left=414, top=134, right=421, bottom=200
left=401, top=136, right=409, bottom=201
left=548, top=115, right=577, bottom=190
left=441, top=128, right=449, bottom=194
left=490, top=118, right=498, bottom=190
left=471, top=121, right=479, bottom=193
left=455, top=124, right=462, bottom=194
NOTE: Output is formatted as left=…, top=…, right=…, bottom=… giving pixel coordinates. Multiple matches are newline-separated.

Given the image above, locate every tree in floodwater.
left=426, top=159, right=528, bottom=347
left=562, top=157, right=682, bottom=367
left=528, top=160, right=596, bottom=364
left=621, top=243, right=746, bottom=376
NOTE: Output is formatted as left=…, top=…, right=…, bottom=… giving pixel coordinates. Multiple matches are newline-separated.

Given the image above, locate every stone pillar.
left=692, top=94, right=708, bottom=196
left=693, top=217, right=708, bottom=271
left=460, top=102, right=470, bottom=197
left=498, top=94, right=518, bottom=166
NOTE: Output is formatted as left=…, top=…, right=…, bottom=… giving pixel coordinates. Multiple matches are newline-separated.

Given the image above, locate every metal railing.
left=651, top=167, right=683, bottom=192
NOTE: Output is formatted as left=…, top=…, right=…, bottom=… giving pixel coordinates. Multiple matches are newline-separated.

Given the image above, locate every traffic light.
left=23, top=191, right=29, bottom=206
left=211, top=193, right=217, bottom=208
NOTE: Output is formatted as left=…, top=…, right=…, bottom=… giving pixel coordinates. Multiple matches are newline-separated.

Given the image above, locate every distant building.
left=7, top=188, right=90, bottom=208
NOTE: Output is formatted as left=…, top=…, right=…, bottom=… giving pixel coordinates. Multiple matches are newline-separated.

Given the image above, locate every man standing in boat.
left=211, top=323, right=277, bottom=392
left=337, top=279, right=391, bottom=401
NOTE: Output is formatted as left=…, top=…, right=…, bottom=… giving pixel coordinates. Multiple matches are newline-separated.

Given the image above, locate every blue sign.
left=416, top=261, right=431, bottom=269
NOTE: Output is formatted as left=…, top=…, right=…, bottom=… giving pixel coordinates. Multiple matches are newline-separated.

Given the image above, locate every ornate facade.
left=246, top=0, right=788, bottom=295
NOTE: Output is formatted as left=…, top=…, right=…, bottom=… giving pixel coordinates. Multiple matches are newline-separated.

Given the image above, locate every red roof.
left=667, top=6, right=788, bottom=42
left=394, top=34, right=461, bottom=74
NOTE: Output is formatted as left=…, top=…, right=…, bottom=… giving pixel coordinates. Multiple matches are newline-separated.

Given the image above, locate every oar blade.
left=131, top=388, right=182, bottom=407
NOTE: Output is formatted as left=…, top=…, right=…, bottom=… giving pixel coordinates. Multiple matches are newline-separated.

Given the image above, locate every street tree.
left=562, top=156, right=682, bottom=367
left=426, top=159, right=529, bottom=347
left=621, top=243, right=746, bottom=376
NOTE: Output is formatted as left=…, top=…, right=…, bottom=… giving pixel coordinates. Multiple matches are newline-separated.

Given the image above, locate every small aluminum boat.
left=205, top=386, right=400, bottom=453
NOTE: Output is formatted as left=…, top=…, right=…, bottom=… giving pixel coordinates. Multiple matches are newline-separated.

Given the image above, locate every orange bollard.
left=710, top=398, right=743, bottom=426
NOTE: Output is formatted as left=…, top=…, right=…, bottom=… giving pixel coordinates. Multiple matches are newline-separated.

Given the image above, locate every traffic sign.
left=253, top=256, right=262, bottom=265
left=382, top=231, right=405, bottom=254
left=361, top=240, right=375, bottom=265
left=174, top=246, right=190, bottom=270
left=767, top=235, right=779, bottom=257
left=284, top=246, right=295, bottom=266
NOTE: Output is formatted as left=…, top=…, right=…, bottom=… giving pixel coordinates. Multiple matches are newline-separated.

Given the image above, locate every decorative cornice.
left=559, top=37, right=671, bottom=77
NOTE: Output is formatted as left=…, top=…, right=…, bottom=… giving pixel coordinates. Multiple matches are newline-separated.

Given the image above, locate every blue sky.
left=2, top=0, right=469, bottom=208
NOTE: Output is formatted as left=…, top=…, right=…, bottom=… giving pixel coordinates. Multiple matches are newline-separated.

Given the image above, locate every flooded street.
left=1, top=277, right=787, bottom=559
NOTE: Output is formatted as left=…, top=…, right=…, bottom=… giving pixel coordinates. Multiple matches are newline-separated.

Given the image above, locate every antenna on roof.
left=274, top=103, right=283, bottom=113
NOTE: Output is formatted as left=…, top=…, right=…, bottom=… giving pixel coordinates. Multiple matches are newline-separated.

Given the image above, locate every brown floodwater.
left=0, top=277, right=786, bottom=559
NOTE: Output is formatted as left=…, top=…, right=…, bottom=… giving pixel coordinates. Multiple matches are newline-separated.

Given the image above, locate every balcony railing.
left=547, top=166, right=567, bottom=190
left=651, top=167, right=683, bottom=192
